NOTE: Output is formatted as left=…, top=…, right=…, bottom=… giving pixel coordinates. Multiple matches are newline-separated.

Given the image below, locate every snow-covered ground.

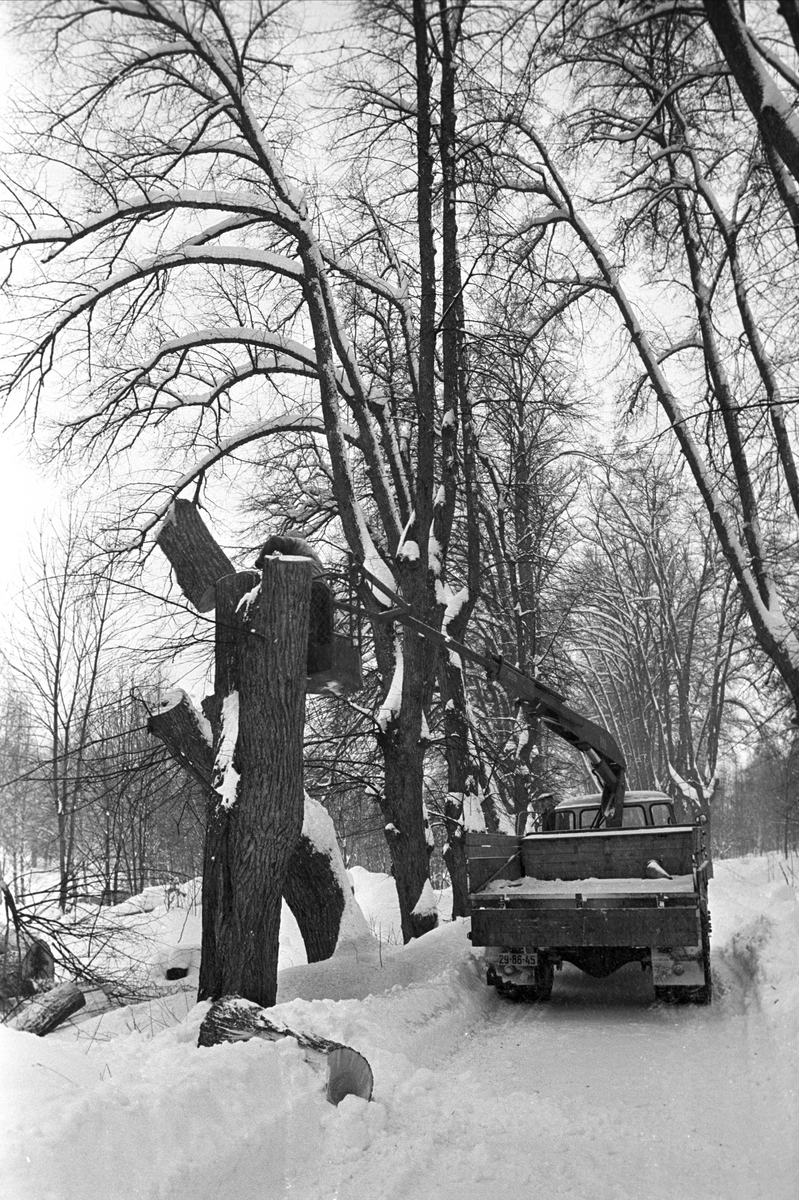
left=1, top=855, right=797, bottom=1200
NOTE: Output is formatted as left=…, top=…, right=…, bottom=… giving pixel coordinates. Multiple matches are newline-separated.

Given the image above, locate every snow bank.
left=711, top=855, right=799, bottom=1038
left=2, top=855, right=797, bottom=1200
left=1, top=911, right=485, bottom=1200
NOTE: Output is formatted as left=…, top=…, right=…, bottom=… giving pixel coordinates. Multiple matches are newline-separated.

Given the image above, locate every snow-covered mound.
left=1, top=855, right=797, bottom=1200
left=712, top=856, right=799, bottom=1036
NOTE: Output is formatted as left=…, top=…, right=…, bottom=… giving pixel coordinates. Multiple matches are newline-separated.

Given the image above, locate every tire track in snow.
left=307, top=962, right=797, bottom=1200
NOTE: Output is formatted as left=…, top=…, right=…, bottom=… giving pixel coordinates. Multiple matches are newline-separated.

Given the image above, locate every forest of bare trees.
left=0, top=1, right=796, bottom=1007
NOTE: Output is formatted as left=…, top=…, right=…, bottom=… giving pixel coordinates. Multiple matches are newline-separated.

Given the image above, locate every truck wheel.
left=520, top=962, right=555, bottom=1003
left=494, top=962, right=554, bottom=1003
left=655, top=911, right=712, bottom=1006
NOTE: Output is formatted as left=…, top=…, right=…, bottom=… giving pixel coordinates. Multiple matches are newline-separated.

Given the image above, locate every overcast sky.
left=0, top=18, right=61, bottom=605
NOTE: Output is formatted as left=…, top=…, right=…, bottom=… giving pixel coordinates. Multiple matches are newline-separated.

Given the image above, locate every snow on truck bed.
left=479, top=874, right=696, bottom=898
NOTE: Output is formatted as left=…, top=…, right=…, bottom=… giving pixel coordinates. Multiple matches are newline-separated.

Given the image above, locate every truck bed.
left=475, top=874, right=696, bottom=899
left=466, top=826, right=704, bottom=949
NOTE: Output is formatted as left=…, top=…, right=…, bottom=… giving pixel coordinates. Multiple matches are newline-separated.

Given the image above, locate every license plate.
left=497, top=951, right=537, bottom=967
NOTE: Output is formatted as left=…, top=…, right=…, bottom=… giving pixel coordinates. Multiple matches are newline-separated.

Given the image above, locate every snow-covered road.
left=294, top=960, right=796, bottom=1200
left=2, top=856, right=797, bottom=1200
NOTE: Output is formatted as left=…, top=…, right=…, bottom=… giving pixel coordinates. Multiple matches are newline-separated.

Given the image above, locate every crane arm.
left=353, top=563, right=626, bottom=826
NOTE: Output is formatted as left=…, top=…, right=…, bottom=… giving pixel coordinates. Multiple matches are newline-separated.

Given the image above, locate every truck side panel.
left=520, top=827, right=696, bottom=880
left=464, top=833, right=522, bottom=893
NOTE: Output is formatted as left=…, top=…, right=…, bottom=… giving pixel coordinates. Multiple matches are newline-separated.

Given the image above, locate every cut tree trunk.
left=198, top=994, right=373, bottom=1105
left=149, top=692, right=353, bottom=964
left=152, top=509, right=364, bottom=981
left=8, top=981, right=85, bottom=1036
left=199, top=560, right=311, bottom=1006
left=148, top=689, right=214, bottom=789
left=157, top=499, right=236, bottom=612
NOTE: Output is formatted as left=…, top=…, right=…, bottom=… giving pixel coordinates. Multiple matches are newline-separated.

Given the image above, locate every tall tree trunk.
left=376, top=625, right=438, bottom=942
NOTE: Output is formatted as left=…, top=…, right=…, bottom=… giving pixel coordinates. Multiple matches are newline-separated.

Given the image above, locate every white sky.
left=0, top=19, right=61, bottom=604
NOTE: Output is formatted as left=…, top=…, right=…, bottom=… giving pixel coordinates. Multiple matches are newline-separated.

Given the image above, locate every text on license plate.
left=498, top=952, right=537, bottom=967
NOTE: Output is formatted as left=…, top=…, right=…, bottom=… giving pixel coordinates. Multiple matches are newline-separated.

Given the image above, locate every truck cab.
left=543, top=790, right=677, bottom=832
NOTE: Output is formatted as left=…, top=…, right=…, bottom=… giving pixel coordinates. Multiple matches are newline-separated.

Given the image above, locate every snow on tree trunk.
left=282, top=796, right=371, bottom=962
left=198, top=559, right=311, bottom=1007
left=149, top=689, right=366, bottom=966
left=377, top=625, right=439, bottom=942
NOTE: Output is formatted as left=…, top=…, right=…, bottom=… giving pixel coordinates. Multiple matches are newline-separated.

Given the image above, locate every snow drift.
left=1, top=856, right=797, bottom=1200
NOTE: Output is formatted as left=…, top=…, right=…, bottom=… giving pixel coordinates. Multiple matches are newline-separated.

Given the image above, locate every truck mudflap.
left=652, top=907, right=712, bottom=1004
left=651, top=946, right=705, bottom=988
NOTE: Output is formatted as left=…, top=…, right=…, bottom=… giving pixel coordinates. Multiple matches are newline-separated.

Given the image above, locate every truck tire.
left=654, top=909, right=712, bottom=1006
left=497, top=961, right=554, bottom=1003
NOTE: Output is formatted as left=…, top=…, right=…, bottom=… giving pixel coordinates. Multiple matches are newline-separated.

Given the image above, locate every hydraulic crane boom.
left=353, top=563, right=626, bottom=827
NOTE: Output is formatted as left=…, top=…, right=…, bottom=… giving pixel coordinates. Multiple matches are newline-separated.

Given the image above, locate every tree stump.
left=0, top=932, right=55, bottom=1001
left=198, top=995, right=373, bottom=1105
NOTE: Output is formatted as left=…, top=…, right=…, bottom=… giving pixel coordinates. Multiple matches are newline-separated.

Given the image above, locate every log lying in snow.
left=198, top=995, right=374, bottom=1106
left=8, top=981, right=86, bottom=1036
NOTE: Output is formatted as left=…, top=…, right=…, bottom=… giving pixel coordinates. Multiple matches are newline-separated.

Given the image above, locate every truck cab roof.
left=544, top=791, right=676, bottom=832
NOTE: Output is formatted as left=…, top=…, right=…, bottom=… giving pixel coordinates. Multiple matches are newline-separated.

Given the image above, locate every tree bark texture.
left=199, top=561, right=310, bottom=1006
left=378, top=627, right=438, bottom=942
left=0, top=931, right=55, bottom=1000
left=157, top=499, right=235, bottom=612
left=438, top=656, right=496, bottom=919
left=703, top=0, right=799, bottom=190
left=149, top=685, right=347, bottom=964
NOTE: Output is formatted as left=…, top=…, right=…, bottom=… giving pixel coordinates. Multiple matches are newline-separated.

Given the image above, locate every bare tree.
left=467, top=2, right=799, bottom=726
left=571, top=451, right=742, bottom=825
left=4, top=514, right=121, bottom=911
left=0, top=693, right=49, bottom=897
left=0, top=0, right=505, bottom=940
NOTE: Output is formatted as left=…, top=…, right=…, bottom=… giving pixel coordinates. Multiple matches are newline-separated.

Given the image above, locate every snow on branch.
left=11, top=245, right=304, bottom=387
left=130, top=410, right=328, bottom=545
left=23, top=188, right=300, bottom=256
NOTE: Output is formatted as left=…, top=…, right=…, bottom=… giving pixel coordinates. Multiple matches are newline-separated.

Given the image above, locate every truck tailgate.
left=471, top=898, right=700, bottom=948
